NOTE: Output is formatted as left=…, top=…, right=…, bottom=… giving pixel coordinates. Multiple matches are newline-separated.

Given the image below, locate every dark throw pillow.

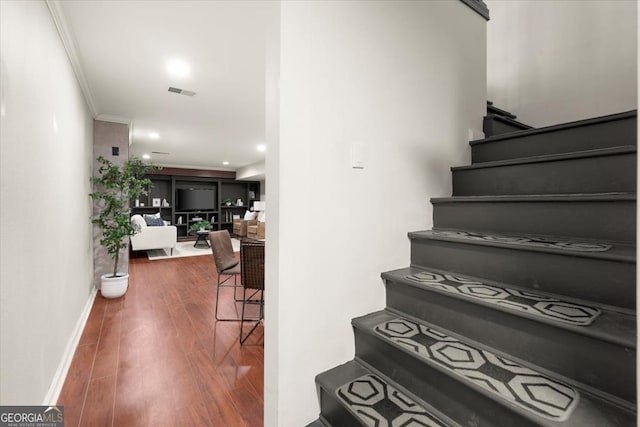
left=144, top=215, right=165, bottom=227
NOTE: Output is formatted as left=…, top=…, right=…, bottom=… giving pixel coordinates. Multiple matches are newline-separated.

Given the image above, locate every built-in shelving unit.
left=130, top=169, right=260, bottom=240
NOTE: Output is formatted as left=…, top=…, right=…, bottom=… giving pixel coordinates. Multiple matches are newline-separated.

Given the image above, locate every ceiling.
left=57, top=0, right=273, bottom=173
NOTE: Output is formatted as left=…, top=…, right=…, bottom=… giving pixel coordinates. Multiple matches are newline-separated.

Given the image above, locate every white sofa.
left=130, top=214, right=177, bottom=255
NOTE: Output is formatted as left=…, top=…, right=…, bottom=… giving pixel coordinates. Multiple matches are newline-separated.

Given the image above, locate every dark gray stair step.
left=380, top=268, right=635, bottom=403
left=471, top=110, right=637, bottom=163
left=452, top=146, right=636, bottom=196
left=315, top=360, right=456, bottom=427
left=487, top=101, right=517, bottom=119
left=354, top=310, right=636, bottom=427
left=409, top=230, right=635, bottom=310
left=483, top=114, right=533, bottom=137
left=304, top=418, right=328, bottom=427
left=432, top=193, right=636, bottom=242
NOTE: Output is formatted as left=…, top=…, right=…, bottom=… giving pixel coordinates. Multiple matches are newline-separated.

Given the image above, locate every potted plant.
left=190, top=220, right=213, bottom=232
left=90, top=156, right=154, bottom=298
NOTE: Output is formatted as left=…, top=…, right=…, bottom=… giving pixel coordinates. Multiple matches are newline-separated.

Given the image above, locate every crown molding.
left=45, top=0, right=98, bottom=117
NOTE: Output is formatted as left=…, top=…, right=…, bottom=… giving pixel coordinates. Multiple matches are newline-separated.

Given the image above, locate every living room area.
left=1, top=0, right=272, bottom=424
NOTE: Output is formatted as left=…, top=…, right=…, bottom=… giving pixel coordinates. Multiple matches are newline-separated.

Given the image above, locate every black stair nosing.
left=487, top=100, right=517, bottom=119
left=353, top=309, right=637, bottom=422
left=408, top=229, right=636, bottom=264
left=470, top=110, right=637, bottom=146
left=315, top=359, right=458, bottom=427
left=431, top=192, right=636, bottom=203
left=451, top=145, right=636, bottom=172
left=380, top=266, right=636, bottom=349
left=485, top=113, right=533, bottom=130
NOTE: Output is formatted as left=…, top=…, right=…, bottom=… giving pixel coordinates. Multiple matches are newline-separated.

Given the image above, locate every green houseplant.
left=190, top=220, right=213, bottom=232
left=90, top=156, right=154, bottom=298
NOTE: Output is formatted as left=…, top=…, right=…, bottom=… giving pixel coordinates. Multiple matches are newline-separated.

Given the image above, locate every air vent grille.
left=151, top=151, right=170, bottom=155
left=168, top=87, right=196, bottom=96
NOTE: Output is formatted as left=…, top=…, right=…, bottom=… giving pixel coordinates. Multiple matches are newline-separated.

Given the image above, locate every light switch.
left=350, top=141, right=364, bottom=169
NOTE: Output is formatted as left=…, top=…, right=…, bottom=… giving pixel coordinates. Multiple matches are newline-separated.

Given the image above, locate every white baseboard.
left=42, top=287, right=98, bottom=405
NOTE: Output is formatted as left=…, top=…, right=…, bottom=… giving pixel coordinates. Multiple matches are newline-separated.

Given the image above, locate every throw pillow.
left=243, top=210, right=257, bottom=220
left=144, top=214, right=165, bottom=226
left=131, top=214, right=146, bottom=231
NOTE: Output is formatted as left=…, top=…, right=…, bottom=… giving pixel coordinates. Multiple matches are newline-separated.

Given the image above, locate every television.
left=176, top=188, right=216, bottom=211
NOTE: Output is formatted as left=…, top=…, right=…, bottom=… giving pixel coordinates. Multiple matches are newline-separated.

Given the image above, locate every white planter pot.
left=100, top=273, right=129, bottom=299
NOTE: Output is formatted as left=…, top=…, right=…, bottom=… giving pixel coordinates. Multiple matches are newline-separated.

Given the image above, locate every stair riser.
left=317, top=386, right=362, bottom=427
left=472, top=116, right=637, bottom=163
left=483, top=116, right=530, bottom=137
left=384, top=280, right=636, bottom=403
left=452, top=153, right=636, bottom=196
left=432, top=200, right=636, bottom=242
left=354, top=330, right=539, bottom=427
left=410, top=238, right=634, bottom=309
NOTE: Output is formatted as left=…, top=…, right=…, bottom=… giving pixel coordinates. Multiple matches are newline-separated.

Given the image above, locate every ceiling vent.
left=151, top=151, right=170, bottom=155
left=168, top=86, right=196, bottom=96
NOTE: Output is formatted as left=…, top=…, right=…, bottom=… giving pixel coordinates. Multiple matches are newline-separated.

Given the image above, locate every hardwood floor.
left=58, top=252, right=264, bottom=427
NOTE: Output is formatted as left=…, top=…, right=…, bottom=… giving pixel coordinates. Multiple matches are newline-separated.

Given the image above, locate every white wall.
left=236, top=160, right=265, bottom=180
left=0, top=0, right=95, bottom=404
left=265, top=1, right=486, bottom=425
left=487, top=0, right=637, bottom=127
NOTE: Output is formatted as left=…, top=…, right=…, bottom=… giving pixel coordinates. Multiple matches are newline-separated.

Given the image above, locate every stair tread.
left=381, top=266, right=635, bottom=348
left=317, top=360, right=456, bottom=427
left=354, top=310, right=636, bottom=425
left=432, top=192, right=636, bottom=203
left=452, top=145, right=636, bottom=171
left=485, top=113, right=532, bottom=130
left=409, top=229, right=636, bottom=263
left=470, top=110, right=637, bottom=146
left=487, top=101, right=517, bottom=119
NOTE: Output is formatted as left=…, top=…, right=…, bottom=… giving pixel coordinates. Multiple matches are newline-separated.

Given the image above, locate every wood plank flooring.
left=58, top=252, right=264, bottom=427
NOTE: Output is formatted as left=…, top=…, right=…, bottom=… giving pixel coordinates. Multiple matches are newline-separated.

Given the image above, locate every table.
left=194, top=230, right=211, bottom=248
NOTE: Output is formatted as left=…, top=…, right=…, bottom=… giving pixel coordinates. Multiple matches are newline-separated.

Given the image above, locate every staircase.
left=307, top=109, right=637, bottom=427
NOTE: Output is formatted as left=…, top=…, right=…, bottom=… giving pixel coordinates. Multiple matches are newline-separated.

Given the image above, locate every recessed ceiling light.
left=222, top=161, right=229, bottom=166
left=148, top=132, right=159, bottom=139
left=142, top=154, right=150, bottom=160
left=166, top=59, right=190, bottom=77
left=256, top=144, right=266, bottom=152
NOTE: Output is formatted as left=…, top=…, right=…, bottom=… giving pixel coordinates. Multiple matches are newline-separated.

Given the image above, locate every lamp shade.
left=253, top=201, right=266, bottom=211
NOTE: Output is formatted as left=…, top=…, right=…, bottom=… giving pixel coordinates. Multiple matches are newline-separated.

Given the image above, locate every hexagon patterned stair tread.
left=336, top=374, right=450, bottom=427
left=431, top=230, right=612, bottom=252
left=374, top=317, right=577, bottom=421
left=405, top=270, right=600, bottom=326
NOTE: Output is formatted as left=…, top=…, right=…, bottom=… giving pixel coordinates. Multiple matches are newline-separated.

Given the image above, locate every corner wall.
left=92, top=120, right=129, bottom=286
left=0, top=0, right=95, bottom=404
left=265, top=1, right=486, bottom=425
left=487, top=0, right=638, bottom=127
